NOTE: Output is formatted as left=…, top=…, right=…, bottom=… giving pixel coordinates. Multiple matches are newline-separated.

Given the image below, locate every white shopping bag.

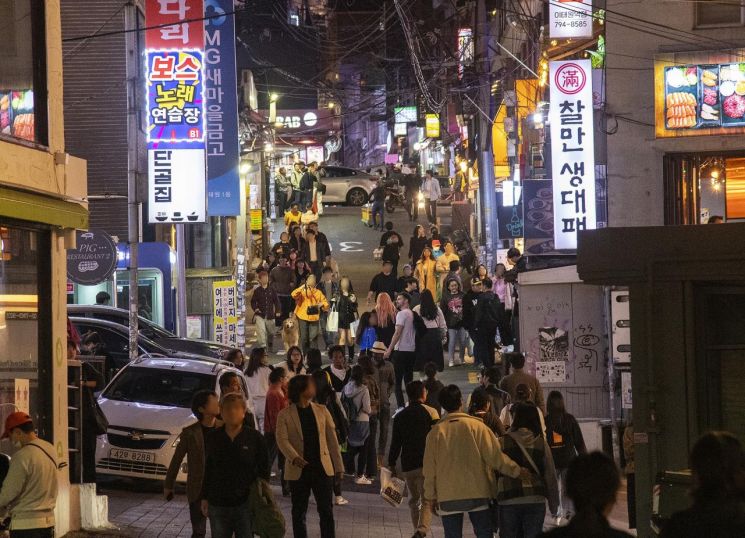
left=380, top=467, right=406, bottom=507
left=326, top=306, right=339, bottom=332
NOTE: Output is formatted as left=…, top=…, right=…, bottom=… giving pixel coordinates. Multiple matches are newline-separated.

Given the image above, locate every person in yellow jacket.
left=415, top=246, right=438, bottom=299
left=291, top=274, right=329, bottom=353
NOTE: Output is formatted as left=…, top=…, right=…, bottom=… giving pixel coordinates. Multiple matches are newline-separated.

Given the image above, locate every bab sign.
left=549, top=60, right=596, bottom=250
left=549, top=0, right=592, bottom=39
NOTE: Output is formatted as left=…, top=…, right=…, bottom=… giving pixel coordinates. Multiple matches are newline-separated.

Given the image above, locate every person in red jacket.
left=264, top=367, right=290, bottom=496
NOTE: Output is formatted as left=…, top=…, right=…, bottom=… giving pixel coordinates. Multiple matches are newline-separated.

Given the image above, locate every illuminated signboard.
left=146, top=50, right=204, bottom=143
left=394, top=122, right=407, bottom=136
left=549, top=0, right=592, bottom=39
left=654, top=50, right=745, bottom=138
left=394, top=106, right=417, bottom=123
left=425, top=114, right=440, bottom=138
left=549, top=60, right=596, bottom=250
left=457, top=28, right=474, bottom=79
left=145, top=0, right=204, bottom=49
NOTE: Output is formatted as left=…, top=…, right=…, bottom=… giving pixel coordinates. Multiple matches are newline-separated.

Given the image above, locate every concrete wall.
left=605, top=3, right=745, bottom=226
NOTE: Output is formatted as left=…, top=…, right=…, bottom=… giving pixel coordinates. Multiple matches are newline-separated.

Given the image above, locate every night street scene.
left=3, top=0, right=745, bottom=536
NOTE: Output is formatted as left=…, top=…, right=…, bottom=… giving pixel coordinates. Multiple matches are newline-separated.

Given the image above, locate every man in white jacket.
left=0, top=412, right=58, bottom=537
left=421, top=170, right=441, bottom=225
left=422, top=385, right=528, bottom=538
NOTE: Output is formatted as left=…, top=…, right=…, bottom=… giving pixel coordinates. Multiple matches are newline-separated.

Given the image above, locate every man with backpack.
left=473, top=277, right=504, bottom=368
left=383, top=292, right=420, bottom=409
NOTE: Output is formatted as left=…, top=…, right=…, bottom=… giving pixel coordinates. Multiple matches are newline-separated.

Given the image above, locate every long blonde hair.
left=375, top=293, right=397, bottom=328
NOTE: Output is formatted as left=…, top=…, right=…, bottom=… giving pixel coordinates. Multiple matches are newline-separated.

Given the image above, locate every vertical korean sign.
left=549, top=60, right=596, bottom=250
left=212, top=280, right=237, bottom=345
left=204, top=0, right=240, bottom=216
left=549, top=0, right=592, bottom=39
left=146, top=0, right=207, bottom=223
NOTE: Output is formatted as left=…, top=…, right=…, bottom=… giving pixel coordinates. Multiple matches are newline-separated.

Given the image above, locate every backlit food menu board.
left=655, top=51, right=745, bottom=138
left=0, top=90, right=34, bottom=142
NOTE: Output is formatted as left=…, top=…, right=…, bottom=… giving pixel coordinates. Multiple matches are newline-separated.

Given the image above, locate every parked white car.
left=318, top=165, right=378, bottom=205
left=95, top=357, right=249, bottom=483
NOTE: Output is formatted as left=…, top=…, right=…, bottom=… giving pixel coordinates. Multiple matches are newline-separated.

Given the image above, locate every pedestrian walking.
left=299, top=162, right=317, bottom=211
left=380, top=222, right=404, bottom=275
left=201, top=393, right=270, bottom=538
left=384, top=292, right=417, bottom=409
left=301, top=229, right=326, bottom=281
left=422, top=362, right=444, bottom=414
left=497, top=402, right=559, bottom=538
left=277, top=375, right=345, bottom=538
left=380, top=221, right=404, bottom=250
left=414, top=245, right=438, bottom=300
left=270, top=257, right=296, bottom=334
left=306, top=222, right=331, bottom=262
left=251, top=270, right=281, bottom=352
left=218, top=371, right=257, bottom=429
left=318, top=266, right=339, bottom=348
left=493, top=263, right=515, bottom=345
left=421, top=170, right=441, bottom=224
left=409, top=225, right=428, bottom=266
left=545, top=390, right=587, bottom=522
left=358, top=354, right=380, bottom=481
left=472, top=277, right=503, bottom=368
left=470, top=365, right=510, bottom=427
left=0, top=412, right=58, bottom=537
left=275, top=166, right=292, bottom=213
left=402, top=277, right=421, bottom=309
left=244, top=347, right=273, bottom=433
left=388, top=380, right=440, bottom=538
left=396, top=264, right=414, bottom=292
left=413, top=289, right=447, bottom=372
left=370, top=341, right=395, bottom=468
left=279, top=346, right=306, bottom=380
left=335, top=276, right=358, bottom=360
left=356, top=311, right=378, bottom=353
left=441, top=277, right=468, bottom=367
left=402, top=168, right=421, bottom=221
left=422, top=385, right=526, bottom=538
left=539, top=452, right=634, bottom=538
left=436, top=241, right=460, bottom=293
left=369, top=177, right=386, bottom=231
left=224, top=348, right=246, bottom=371
left=468, top=389, right=505, bottom=436
left=659, top=431, right=745, bottom=538
left=289, top=224, right=305, bottom=252
left=285, top=204, right=303, bottom=232
left=290, top=162, right=305, bottom=208
left=367, top=260, right=397, bottom=303
left=165, top=391, right=220, bottom=538
left=342, top=365, right=373, bottom=483
left=294, top=259, right=311, bottom=285
left=291, top=274, right=329, bottom=354
left=500, top=384, right=546, bottom=434
left=374, top=291, right=397, bottom=346
left=323, top=345, right=351, bottom=394
left=500, top=352, right=546, bottom=414
left=264, top=368, right=290, bottom=497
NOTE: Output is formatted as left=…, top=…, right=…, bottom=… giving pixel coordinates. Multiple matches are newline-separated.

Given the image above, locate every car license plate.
left=110, top=449, right=155, bottom=463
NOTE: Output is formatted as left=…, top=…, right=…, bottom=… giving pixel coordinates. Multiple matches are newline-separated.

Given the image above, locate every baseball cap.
left=371, top=341, right=387, bottom=354
left=2, top=412, right=32, bottom=439
left=471, top=277, right=482, bottom=286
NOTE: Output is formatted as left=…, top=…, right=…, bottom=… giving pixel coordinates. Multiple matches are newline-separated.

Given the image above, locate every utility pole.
left=125, top=0, right=139, bottom=361
left=175, top=224, right=187, bottom=337
left=475, top=0, right=498, bottom=270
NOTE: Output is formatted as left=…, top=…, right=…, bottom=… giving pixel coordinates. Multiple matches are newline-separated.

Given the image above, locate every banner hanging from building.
left=205, top=0, right=240, bottom=216
left=549, top=59, right=596, bottom=250
left=549, top=0, right=592, bottom=39
left=213, top=279, right=238, bottom=345
left=146, top=0, right=207, bottom=224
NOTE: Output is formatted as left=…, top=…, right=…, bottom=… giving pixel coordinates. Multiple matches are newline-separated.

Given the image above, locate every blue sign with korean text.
left=204, top=0, right=240, bottom=216
left=146, top=50, right=205, bottom=143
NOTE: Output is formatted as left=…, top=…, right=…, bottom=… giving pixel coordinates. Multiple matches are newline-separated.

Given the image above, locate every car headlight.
left=172, top=436, right=181, bottom=448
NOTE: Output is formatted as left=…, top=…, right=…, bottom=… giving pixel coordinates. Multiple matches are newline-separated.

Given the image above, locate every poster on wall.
left=205, top=0, right=241, bottom=216
left=655, top=50, right=745, bottom=138
left=549, top=0, right=592, bottom=39
left=549, top=59, right=596, bottom=250
left=539, top=326, right=570, bottom=361
left=212, top=280, right=237, bottom=345
left=621, top=371, right=633, bottom=409
left=536, top=361, right=567, bottom=384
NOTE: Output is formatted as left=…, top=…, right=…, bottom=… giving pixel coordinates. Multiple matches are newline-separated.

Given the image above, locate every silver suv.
left=318, top=165, right=377, bottom=206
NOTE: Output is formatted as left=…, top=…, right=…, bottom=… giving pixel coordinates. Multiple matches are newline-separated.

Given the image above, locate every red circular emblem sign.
left=554, top=63, right=586, bottom=95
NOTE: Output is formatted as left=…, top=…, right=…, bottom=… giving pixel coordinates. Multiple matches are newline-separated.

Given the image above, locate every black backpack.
left=412, top=310, right=428, bottom=339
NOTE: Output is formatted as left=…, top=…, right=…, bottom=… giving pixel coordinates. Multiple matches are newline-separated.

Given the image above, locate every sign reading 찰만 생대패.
left=549, top=60, right=596, bottom=250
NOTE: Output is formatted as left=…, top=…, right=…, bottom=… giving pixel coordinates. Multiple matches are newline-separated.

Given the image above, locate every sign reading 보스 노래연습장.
left=66, top=230, right=118, bottom=285
left=145, top=0, right=205, bottom=49
left=549, top=60, right=596, bottom=250
left=213, top=280, right=237, bottom=345
left=204, top=0, right=241, bottom=216
left=549, top=0, right=592, bottom=39
left=146, top=50, right=204, bottom=143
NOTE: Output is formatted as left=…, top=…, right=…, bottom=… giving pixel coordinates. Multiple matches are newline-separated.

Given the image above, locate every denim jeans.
left=298, top=318, right=320, bottom=354
left=377, top=405, right=391, bottom=456
left=208, top=499, right=253, bottom=538
left=448, top=327, right=468, bottom=365
left=499, top=502, right=546, bottom=538
left=371, top=203, right=384, bottom=230
left=441, top=508, right=493, bottom=538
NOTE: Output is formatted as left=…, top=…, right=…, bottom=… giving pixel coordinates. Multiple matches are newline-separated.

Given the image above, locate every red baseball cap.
left=2, top=412, right=32, bottom=439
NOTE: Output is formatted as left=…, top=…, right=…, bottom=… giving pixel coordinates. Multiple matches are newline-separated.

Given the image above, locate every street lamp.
left=269, top=93, right=279, bottom=102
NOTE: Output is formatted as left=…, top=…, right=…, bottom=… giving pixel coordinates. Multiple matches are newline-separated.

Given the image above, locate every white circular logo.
left=303, top=112, right=318, bottom=127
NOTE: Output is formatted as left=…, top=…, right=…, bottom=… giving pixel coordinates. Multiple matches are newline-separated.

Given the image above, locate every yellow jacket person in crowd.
left=291, top=274, right=329, bottom=353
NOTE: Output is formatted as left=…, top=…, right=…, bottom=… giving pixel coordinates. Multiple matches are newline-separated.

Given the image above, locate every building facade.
left=0, top=0, right=88, bottom=533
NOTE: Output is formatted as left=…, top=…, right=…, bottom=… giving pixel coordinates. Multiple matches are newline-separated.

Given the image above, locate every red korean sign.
left=145, top=0, right=204, bottom=49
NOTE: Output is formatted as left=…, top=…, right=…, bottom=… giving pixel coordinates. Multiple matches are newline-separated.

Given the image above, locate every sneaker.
left=335, top=496, right=349, bottom=505
left=448, top=360, right=454, bottom=367
left=354, top=476, right=372, bottom=485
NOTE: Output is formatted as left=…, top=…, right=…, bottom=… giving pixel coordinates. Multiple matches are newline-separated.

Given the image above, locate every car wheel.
left=346, top=188, right=368, bottom=206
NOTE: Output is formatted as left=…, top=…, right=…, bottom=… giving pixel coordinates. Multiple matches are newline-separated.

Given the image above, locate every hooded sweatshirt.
left=342, top=382, right=371, bottom=422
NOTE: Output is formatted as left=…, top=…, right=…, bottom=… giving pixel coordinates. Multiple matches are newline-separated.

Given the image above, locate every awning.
left=0, top=186, right=88, bottom=229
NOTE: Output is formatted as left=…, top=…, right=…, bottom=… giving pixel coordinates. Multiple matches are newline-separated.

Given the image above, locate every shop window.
left=695, top=0, right=744, bottom=26
left=0, top=0, right=47, bottom=145
left=0, top=223, right=52, bottom=443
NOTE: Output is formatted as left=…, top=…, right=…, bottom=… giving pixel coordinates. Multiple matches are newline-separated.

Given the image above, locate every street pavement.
left=75, top=204, right=633, bottom=537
